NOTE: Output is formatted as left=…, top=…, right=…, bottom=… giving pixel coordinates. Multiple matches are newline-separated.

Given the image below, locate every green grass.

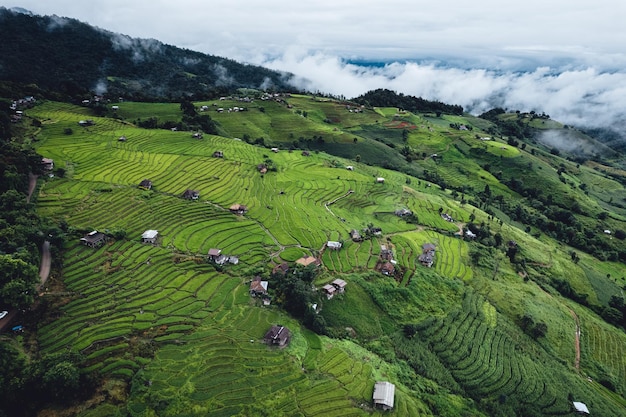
left=28, top=98, right=626, bottom=417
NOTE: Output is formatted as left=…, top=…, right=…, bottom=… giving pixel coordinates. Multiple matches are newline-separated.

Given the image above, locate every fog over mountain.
left=261, top=50, right=626, bottom=139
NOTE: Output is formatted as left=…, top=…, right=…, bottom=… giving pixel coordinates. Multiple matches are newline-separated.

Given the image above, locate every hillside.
left=0, top=93, right=621, bottom=417
left=0, top=8, right=293, bottom=100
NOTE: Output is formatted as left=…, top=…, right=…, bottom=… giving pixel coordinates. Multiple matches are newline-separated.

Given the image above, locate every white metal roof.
left=142, top=230, right=158, bottom=239
left=373, top=381, right=395, bottom=408
left=573, top=402, right=589, bottom=414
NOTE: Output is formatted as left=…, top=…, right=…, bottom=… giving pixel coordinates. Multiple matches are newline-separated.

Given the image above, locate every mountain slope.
left=0, top=7, right=294, bottom=99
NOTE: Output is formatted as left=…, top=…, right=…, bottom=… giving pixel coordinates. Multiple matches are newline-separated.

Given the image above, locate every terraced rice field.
left=416, top=290, right=620, bottom=416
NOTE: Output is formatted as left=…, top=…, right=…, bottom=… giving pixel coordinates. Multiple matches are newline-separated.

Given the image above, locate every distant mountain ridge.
left=0, top=7, right=294, bottom=100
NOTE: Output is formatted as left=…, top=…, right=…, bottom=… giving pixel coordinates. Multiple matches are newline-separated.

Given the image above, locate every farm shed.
left=419, top=243, right=436, bottom=267
left=380, top=245, right=393, bottom=261
left=141, top=230, right=158, bottom=244
left=213, top=150, right=224, bottom=158
left=80, top=230, right=107, bottom=248
left=331, top=279, right=347, bottom=293
left=138, top=179, right=152, bottom=190
left=250, top=277, right=268, bottom=297
left=272, top=262, right=290, bottom=275
left=373, top=381, right=395, bottom=410
left=182, top=189, right=199, bottom=200
left=322, top=284, right=336, bottom=299
left=380, top=262, right=395, bottom=276
left=572, top=402, right=589, bottom=414
left=376, top=177, right=385, bottom=183
left=41, top=158, right=54, bottom=171
left=350, top=229, right=362, bottom=242
left=327, top=241, right=342, bottom=250
left=229, top=204, right=248, bottom=215
left=208, top=248, right=227, bottom=264
left=264, top=325, right=290, bottom=347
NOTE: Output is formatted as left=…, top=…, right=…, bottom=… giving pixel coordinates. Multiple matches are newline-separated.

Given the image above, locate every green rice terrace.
left=21, top=96, right=626, bottom=416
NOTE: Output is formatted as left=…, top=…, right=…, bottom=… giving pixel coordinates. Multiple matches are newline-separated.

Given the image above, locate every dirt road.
left=26, top=173, right=38, bottom=203
left=38, top=240, right=51, bottom=288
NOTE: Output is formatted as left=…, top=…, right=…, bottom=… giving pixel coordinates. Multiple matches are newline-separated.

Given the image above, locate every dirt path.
left=38, top=240, right=51, bottom=290
left=26, top=173, right=38, bottom=203
left=568, top=308, right=581, bottom=371
left=324, top=189, right=354, bottom=218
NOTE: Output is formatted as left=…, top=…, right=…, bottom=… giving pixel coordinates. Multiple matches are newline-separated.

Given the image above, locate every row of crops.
left=416, top=290, right=623, bottom=416
left=127, top=303, right=391, bottom=417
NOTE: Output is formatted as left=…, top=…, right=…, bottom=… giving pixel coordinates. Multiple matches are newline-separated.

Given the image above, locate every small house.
left=380, top=245, right=393, bottom=261
left=301, top=151, right=310, bottom=156
left=250, top=277, right=268, bottom=297
left=419, top=243, right=436, bottom=267
left=264, top=325, right=290, bottom=347
left=141, top=230, right=158, bottom=244
left=373, top=381, right=395, bottom=411
left=41, top=158, right=54, bottom=171
left=213, top=151, right=224, bottom=158
left=394, top=208, right=412, bottom=217
left=118, top=135, right=127, bottom=142
left=208, top=248, right=223, bottom=262
left=272, top=262, right=290, bottom=276
left=322, top=284, right=336, bottom=299
left=229, top=204, right=248, bottom=215
left=350, top=229, right=362, bottom=242
left=376, top=177, right=385, bottom=183
left=381, top=262, right=395, bottom=276
left=326, top=241, right=342, bottom=250
left=295, top=255, right=321, bottom=267
left=139, top=179, right=152, bottom=190
left=346, top=165, right=354, bottom=171
left=331, top=279, right=347, bottom=293
left=257, top=164, right=268, bottom=174
left=271, top=147, right=279, bottom=153
left=228, top=256, right=239, bottom=265
left=182, top=189, right=199, bottom=200
left=111, top=105, right=119, bottom=110
left=192, top=132, right=203, bottom=139
left=80, top=230, right=107, bottom=248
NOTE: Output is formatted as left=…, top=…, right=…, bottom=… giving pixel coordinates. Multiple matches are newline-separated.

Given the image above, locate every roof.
left=230, top=203, right=247, bottom=211
left=422, top=243, right=436, bottom=252
left=573, top=402, right=589, bottom=414
left=295, top=255, right=320, bottom=267
left=142, top=230, right=158, bottom=239
left=182, top=189, right=199, bottom=198
left=208, top=248, right=221, bottom=257
left=272, top=262, right=290, bottom=274
left=332, top=279, right=347, bottom=288
left=80, top=230, right=106, bottom=244
left=373, top=381, right=395, bottom=408
left=327, top=241, right=342, bottom=249
left=264, top=325, right=290, bottom=345
left=322, top=284, right=336, bottom=294
left=250, top=279, right=268, bottom=293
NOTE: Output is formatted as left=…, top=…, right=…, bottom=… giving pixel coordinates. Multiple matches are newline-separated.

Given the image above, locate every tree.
left=0, top=254, right=39, bottom=309
left=42, top=361, right=80, bottom=400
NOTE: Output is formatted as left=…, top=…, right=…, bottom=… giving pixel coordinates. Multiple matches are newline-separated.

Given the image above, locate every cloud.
left=260, top=50, right=626, bottom=136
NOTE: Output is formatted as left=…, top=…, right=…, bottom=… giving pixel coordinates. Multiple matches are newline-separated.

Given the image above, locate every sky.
left=3, top=1, right=626, bottom=131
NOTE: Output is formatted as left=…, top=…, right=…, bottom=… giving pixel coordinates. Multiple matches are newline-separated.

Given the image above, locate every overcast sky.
left=3, top=1, right=626, bottom=130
